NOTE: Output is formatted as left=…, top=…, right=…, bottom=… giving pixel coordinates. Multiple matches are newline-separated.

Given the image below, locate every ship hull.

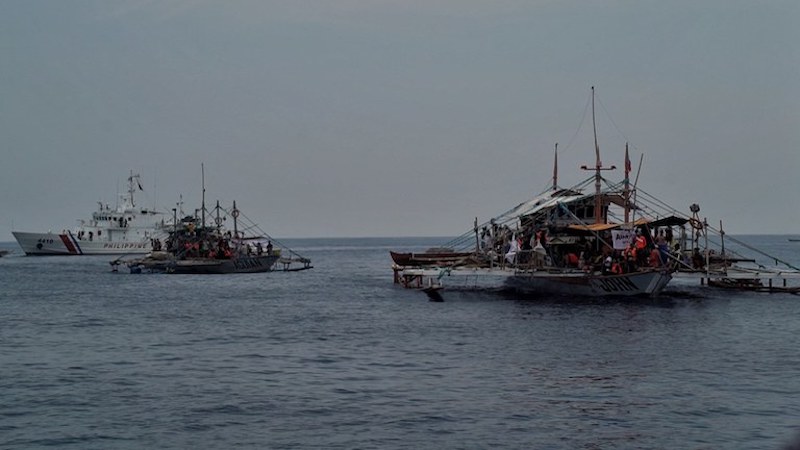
left=127, top=254, right=280, bottom=274
left=169, top=255, right=280, bottom=274
left=505, top=269, right=673, bottom=297
left=395, top=266, right=673, bottom=297
left=12, top=231, right=153, bottom=256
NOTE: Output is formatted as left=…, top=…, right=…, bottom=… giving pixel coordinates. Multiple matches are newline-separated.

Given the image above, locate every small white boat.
left=12, top=172, right=172, bottom=256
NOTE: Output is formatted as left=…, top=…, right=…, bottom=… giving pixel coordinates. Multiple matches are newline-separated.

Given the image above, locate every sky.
left=1, top=0, right=798, bottom=240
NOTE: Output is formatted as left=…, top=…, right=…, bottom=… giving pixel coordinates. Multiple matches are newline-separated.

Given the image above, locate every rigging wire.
left=557, top=92, right=592, bottom=155
left=217, top=204, right=310, bottom=262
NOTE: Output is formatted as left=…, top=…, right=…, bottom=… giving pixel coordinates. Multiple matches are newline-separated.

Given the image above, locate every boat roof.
left=494, top=189, right=587, bottom=224
left=567, top=218, right=647, bottom=232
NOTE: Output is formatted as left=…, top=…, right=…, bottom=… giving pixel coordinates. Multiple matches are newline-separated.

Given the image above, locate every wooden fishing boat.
left=114, top=166, right=312, bottom=275
left=390, top=250, right=475, bottom=267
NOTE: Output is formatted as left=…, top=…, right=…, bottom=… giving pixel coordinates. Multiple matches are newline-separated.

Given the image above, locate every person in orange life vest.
left=623, top=243, right=637, bottom=272
left=611, top=258, right=623, bottom=274
left=635, top=229, right=648, bottom=266
left=649, top=248, right=662, bottom=267
left=566, top=252, right=580, bottom=268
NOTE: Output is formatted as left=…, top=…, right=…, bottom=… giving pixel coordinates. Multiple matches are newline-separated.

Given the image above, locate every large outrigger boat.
left=392, top=89, right=800, bottom=298
left=392, top=88, right=697, bottom=298
left=13, top=172, right=172, bottom=256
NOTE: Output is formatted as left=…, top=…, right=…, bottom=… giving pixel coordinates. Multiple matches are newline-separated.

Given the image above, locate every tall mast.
left=623, top=143, right=631, bottom=223
left=127, top=170, right=141, bottom=208
left=201, top=163, right=206, bottom=231
left=580, top=86, right=615, bottom=224
left=552, top=143, right=558, bottom=191
left=591, top=87, right=601, bottom=224
left=232, top=200, right=239, bottom=239
left=215, top=200, right=222, bottom=231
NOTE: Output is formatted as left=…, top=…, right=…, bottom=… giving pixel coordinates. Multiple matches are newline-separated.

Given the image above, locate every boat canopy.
left=494, top=190, right=587, bottom=224
left=647, top=215, right=690, bottom=227
left=566, top=215, right=689, bottom=233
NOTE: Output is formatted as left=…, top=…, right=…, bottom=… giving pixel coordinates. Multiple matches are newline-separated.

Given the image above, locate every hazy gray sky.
left=2, top=0, right=798, bottom=239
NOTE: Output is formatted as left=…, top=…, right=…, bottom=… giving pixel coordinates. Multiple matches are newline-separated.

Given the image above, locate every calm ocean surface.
left=2, top=235, right=800, bottom=449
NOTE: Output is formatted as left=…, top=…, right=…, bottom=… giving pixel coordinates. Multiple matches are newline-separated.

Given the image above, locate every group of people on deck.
left=159, top=225, right=274, bottom=260
left=478, top=221, right=550, bottom=268
left=576, top=227, right=680, bottom=275
left=75, top=229, right=97, bottom=241
left=478, top=220, right=690, bottom=274
left=573, top=227, right=678, bottom=274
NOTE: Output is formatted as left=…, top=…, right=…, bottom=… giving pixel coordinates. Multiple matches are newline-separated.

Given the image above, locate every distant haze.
left=2, top=1, right=798, bottom=240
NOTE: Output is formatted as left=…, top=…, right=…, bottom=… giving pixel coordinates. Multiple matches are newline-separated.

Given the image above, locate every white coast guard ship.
left=13, top=172, right=172, bottom=256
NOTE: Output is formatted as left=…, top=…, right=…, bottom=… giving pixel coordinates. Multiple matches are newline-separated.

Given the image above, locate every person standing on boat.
left=602, top=255, right=613, bottom=275
left=611, top=256, right=623, bottom=274
left=692, top=248, right=705, bottom=270
left=266, top=240, right=273, bottom=256
left=634, top=229, right=647, bottom=267
left=481, top=228, right=493, bottom=254
left=656, top=230, right=669, bottom=265
left=623, top=242, right=637, bottom=272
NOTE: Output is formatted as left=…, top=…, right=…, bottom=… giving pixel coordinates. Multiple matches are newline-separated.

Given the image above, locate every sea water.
left=2, top=236, right=800, bottom=449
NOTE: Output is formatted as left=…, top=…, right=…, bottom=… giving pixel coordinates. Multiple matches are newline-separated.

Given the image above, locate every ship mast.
left=581, top=87, right=615, bottom=224
left=623, top=143, right=631, bottom=223
left=201, top=163, right=206, bottom=231
left=232, top=200, right=239, bottom=239
left=552, top=143, right=558, bottom=191
left=127, top=170, right=142, bottom=208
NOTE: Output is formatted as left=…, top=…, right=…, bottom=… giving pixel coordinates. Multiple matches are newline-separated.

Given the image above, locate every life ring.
left=689, top=218, right=703, bottom=230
